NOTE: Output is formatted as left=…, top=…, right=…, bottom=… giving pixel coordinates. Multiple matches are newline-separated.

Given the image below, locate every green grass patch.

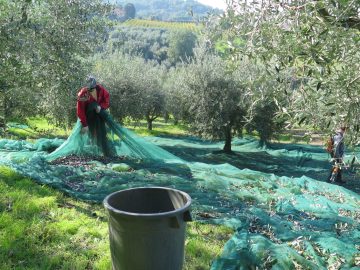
left=275, top=133, right=312, bottom=144
left=0, top=166, right=110, bottom=270
left=26, top=117, right=70, bottom=138
left=5, top=117, right=70, bottom=140
left=0, top=166, right=232, bottom=269
left=126, top=118, right=190, bottom=137
left=6, top=127, right=35, bottom=139
left=185, top=222, right=233, bottom=270
left=3, top=117, right=189, bottom=141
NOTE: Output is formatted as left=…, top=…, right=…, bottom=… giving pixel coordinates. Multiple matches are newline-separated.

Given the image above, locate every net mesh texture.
left=0, top=110, right=359, bottom=269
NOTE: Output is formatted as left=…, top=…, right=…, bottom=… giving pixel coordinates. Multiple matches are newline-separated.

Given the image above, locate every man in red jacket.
left=77, top=76, right=110, bottom=133
left=77, top=76, right=112, bottom=156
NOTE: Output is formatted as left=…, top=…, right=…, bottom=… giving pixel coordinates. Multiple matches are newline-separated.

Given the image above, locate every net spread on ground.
left=0, top=112, right=359, bottom=269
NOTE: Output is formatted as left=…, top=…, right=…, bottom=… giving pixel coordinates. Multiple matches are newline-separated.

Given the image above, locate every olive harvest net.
left=0, top=111, right=359, bottom=269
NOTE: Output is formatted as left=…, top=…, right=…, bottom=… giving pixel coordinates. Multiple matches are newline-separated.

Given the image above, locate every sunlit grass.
left=0, top=166, right=232, bottom=269
left=26, top=117, right=70, bottom=137
left=6, top=127, right=36, bottom=139
left=0, top=166, right=110, bottom=270
left=185, top=222, right=233, bottom=270
left=5, top=117, right=70, bottom=140
left=125, top=118, right=190, bottom=137
left=4, top=117, right=189, bottom=140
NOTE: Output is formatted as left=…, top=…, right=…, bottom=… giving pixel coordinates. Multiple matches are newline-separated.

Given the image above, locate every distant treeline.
left=106, top=0, right=221, bottom=22
left=104, top=23, right=198, bottom=66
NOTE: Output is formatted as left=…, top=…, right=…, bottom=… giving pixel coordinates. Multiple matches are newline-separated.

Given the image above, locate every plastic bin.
left=103, top=186, right=192, bottom=270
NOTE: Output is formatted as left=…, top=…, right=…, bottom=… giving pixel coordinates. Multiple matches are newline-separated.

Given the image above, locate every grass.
left=7, top=116, right=318, bottom=146
left=185, top=223, right=233, bottom=270
left=124, top=118, right=190, bottom=137
left=25, top=117, right=70, bottom=137
left=6, top=117, right=70, bottom=140
left=0, top=166, right=232, bottom=270
left=0, top=166, right=110, bottom=270
left=274, top=126, right=326, bottom=145
left=5, top=117, right=189, bottom=140
left=0, top=118, right=232, bottom=269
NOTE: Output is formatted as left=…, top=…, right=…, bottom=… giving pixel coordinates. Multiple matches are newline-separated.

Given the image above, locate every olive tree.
left=92, top=53, right=141, bottom=123
left=0, top=0, right=109, bottom=127
left=235, top=63, right=288, bottom=147
left=178, top=52, right=248, bottom=153
left=163, top=66, right=192, bottom=125
left=93, top=53, right=165, bottom=130
left=136, top=62, right=166, bottom=130
left=168, top=29, right=197, bottom=65
left=0, top=90, right=4, bottom=128
left=212, top=0, right=360, bottom=144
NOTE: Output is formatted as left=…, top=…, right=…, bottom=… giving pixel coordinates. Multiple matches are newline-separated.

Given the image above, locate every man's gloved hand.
left=95, top=105, right=101, bottom=113
left=81, top=126, right=89, bottom=134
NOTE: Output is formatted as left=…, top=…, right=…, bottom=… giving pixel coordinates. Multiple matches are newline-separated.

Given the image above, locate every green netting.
left=0, top=112, right=359, bottom=269
left=47, top=110, right=180, bottom=162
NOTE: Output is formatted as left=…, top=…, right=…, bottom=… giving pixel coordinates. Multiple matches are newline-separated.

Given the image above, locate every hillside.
left=106, top=0, right=222, bottom=21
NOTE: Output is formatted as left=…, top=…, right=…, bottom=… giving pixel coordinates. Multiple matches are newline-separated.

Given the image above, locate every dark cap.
left=86, top=76, right=97, bottom=90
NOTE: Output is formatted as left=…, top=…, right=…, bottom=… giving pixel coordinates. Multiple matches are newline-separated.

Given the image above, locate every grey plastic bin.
left=103, top=187, right=192, bottom=270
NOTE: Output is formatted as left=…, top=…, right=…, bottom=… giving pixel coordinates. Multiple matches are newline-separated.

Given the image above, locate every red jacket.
left=77, top=84, right=110, bottom=127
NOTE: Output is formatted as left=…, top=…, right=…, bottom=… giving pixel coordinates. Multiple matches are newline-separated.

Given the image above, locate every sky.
left=196, top=0, right=227, bottom=10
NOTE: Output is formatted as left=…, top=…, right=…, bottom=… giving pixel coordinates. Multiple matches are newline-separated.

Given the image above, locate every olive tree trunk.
left=223, top=126, right=232, bottom=153
left=0, top=90, right=5, bottom=128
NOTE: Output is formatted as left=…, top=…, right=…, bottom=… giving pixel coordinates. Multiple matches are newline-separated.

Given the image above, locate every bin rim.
left=103, top=186, right=192, bottom=218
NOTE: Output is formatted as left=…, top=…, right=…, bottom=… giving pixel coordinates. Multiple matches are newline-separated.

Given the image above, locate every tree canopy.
left=0, top=0, right=110, bottom=126
left=212, top=0, right=360, bottom=144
